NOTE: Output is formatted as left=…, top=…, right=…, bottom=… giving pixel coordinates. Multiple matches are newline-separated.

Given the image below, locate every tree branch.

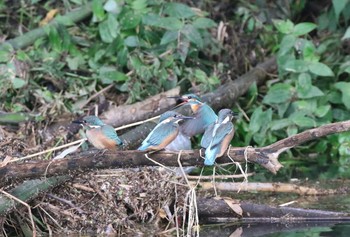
left=1, top=120, right=350, bottom=184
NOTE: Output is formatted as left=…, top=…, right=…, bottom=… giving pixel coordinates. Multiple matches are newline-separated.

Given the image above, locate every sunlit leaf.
left=143, top=14, right=183, bottom=30
left=160, top=31, right=178, bottom=45
left=164, top=2, right=196, bottom=18
left=273, top=19, right=294, bottom=34
left=92, top=0, right=105, bottom=22
left=182, top=24, right=203, bottom=48
left=192, top=17, right=217, bottom=29
left=263, top=83, right=293, bottom=104
left=293, top=22, right=317, bottom=36
left=308, top=62, right=334, bottom=77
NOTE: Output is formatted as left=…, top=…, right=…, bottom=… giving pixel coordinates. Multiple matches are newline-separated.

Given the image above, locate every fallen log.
left=197, top=198, right=350, bottom=222
left=1, top=120, right=350, bottom=184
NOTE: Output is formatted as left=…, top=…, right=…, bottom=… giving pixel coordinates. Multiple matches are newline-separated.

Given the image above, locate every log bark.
left=1, top=120, right=350, bottom=184
left=197, top=198, right=350, bottom=221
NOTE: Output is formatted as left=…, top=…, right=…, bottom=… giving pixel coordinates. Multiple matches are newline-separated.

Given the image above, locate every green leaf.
left=263, top=83, right=293, bottom=104
left=332, top=0, right=349, bottom=21
left=249, top=107, right=263, bottom=133
left=284, top=59, right=308, bottom=73
left=334, top=82, right=350, bottom=109
left=177, top=40, right=190, bottom=63
left=278, top=35, right=296, bottom=56
left=107, top=14, right=119, bottom=38
left=104, top=0, right=121, bottom=14
left=0, top=50, right=11, bottom=63
left=308, top=62, right=334, bottom=76
left=333, top=108, right=350, bottom=120
left=120, top=11, right=141, bottom=29
left=132, top=0, right=147, bottom=11
left=124, top=36, right=140, bottom=47
left=315, top=104, right=331, bottom=117
left=341, top=26, right=350, bottom=40
left=293, top=22, right=317, bottom=36
left=99, top=20, right=114, bottom=43
left=181, top=24, right=203, bottom=48
left=290, top=112, right=316, bottom=128
left=143, top=14, right=183, bottom=30
left=11, top=77, right=26, bottom=89
left=270, top=119, right=292, bottom=131
left=249, top=107, right=272, bottom=133
left=297, top=73, right=324, bottom=98
left=192, top=17, right=217, bottom=29
left=160, top=31, right=178, bottom=45
left=273, top=19, right=294, bottom=34
left=164, top=2, right=196, bottom=19
left=92, top=0, right=105, bottom=22
left=99, top=67, right=128, bottom=84
left=287, top=125, right=298, bottom=136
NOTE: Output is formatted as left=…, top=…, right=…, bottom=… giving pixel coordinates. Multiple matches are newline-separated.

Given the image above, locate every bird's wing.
left=102, top=125, right=123, bottom=145
left=181, top=104, right=218, bottom=137
left=146, top=122, right=178, bottom=146
left=200, top=123, right=215, bottom=148
left=209, top=122, right=234, bottom=148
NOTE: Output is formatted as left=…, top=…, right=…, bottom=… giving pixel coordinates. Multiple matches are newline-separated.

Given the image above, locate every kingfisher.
left=170, top=94, right=218, bottom=137
left=201, top=109, right=238, bottom=166
left=138, top=111, right=193, bottom=152
left=73, top=115, right=123, bottom=150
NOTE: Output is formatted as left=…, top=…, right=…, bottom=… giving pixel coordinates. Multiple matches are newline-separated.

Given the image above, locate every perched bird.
left=170, top=94, right=218, bottom=137
left=138, top=111, right=193, bottom=152
left=73, top=115, right=123, bottom=150
left=201, top=109, right=238, bottom=166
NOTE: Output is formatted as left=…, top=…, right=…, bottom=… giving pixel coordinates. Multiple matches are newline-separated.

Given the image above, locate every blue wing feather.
left=203, top=122, right=233, bottom=166
left=102, top=125, right=123, bottom=145
left=138, top=122, right=178, bottom=150
left=200, top=123, right=215, bottom=148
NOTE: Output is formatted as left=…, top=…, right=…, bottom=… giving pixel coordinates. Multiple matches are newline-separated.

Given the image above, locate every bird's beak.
left=179, top=115, right=195, bottom=120
left=72, top=120, right=84, bottom=125
left=171, top=100, right=190, bottom=110
left=232, top=112, right=239, bottom=118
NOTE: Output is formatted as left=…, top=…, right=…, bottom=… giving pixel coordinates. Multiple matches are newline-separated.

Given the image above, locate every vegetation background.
left=1, top=0, right=350, bottom=234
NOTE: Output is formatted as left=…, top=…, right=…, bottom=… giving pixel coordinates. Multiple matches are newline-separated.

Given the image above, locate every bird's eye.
left=188, top=96, right=192, bottom=99
left=83, top=120, right=87, bottom=124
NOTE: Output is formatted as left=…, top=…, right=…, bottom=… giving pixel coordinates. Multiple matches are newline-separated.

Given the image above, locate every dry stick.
left=195, top=182, right=340, bottom=196
left=0, top=190, right=36, bottom=237
left=186, top=173, right=254, bottom=180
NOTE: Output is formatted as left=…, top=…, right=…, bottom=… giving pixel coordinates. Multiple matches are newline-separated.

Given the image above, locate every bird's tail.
left=137, top=143, right=149, bottom=151
left=204, top=147, right=217, bottom=166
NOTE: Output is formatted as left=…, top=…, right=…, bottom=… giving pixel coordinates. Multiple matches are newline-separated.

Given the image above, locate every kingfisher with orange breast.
left=201, top=109, right=238, bottom=166
left=73, top=115, right=123, bottom=150
left=170, top=94, right=218, bottom=137
left=138, top=111, right=193, bottom=152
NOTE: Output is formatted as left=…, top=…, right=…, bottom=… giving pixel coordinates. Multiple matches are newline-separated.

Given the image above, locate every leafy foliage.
left=0, top=0, right=220, bottom=115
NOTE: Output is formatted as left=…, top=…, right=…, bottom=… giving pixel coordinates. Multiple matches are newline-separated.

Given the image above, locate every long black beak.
left=72, top=120, right=83, bottom=124
left=232, top=112, right=239, bottom=118
left=179, top=115, right=195, bottom=120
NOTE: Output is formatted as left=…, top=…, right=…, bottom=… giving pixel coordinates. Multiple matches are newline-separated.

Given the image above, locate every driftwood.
left=197, top=198, right=350, bottom=221
left=1, top=120, right=350, bottom=184
left=195, top=182, right=340, bottom=195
